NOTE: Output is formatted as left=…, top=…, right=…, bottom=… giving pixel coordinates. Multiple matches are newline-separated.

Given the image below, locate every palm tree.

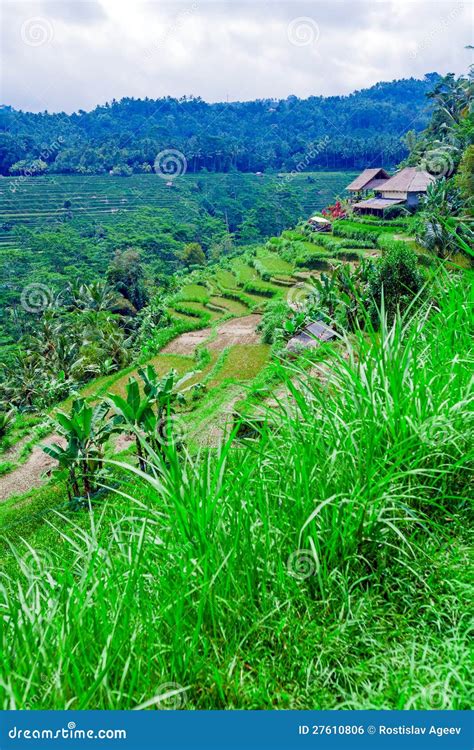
left=66, top=280, right=118, bottom=312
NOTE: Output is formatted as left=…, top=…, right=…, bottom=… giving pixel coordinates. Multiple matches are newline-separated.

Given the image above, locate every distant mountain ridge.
left=0, top=75, right=440, bottom=176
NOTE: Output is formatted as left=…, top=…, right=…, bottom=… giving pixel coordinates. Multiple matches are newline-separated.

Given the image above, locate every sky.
left=1, top=0, right=473, bottom=113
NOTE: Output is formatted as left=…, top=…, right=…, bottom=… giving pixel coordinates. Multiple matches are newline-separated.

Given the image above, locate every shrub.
left=369, top=245, right=425, bottom=323
left=333, top=223, right=381, bottom=243
left=220, top=288, right=261, bottom=309
left=332, top=250, right=364, bottom=262
left=295, top=254, right=331, bottom=270
left=0, top=409, right=15, bottom=439
left=170, top=302, right=211, bottom=323
left=195, top=346, right=211, bottom=369
left=243, top=280, right=276, bottom=297
left=383, top=204, right=410, bottom=220
left=257, top=299, right=292, bottom=343
left=317, top=235, right=376, bottom=251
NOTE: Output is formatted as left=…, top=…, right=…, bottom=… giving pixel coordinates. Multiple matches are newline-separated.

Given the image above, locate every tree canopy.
left=0, top=77, right=438, bottom=176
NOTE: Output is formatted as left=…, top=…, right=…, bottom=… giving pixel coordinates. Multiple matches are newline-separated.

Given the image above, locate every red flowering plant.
left=322, top=200, right=347, bottom=220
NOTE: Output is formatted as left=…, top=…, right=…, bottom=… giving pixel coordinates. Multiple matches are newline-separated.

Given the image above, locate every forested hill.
left=0, top=75, right=439, bottom=176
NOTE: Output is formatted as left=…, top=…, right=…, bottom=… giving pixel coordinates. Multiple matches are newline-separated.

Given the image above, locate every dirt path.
left=161, top=315, right=262, bottom=356
left=0, top=314, right=264, bottom=501
left=0, top=435, right=65, bottom=501
left=161, top=327, right=213, bottom=355
left=207, top=314, right=262, bottom=350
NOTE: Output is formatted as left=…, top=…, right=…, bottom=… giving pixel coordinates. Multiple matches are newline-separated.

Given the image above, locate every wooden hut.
left=351, top=167, right=435, bottom=215
left=346, top=168, right=391, bottom=197
left=286, top=321, right=337, bottom=353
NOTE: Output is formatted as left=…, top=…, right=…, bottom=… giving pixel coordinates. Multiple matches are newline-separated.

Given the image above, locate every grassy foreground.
left=0, top=271, right=472, bottom=710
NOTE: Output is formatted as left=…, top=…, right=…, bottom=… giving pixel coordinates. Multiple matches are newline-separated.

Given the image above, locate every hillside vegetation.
left=0, top=77, right=436, bottom=176
left=0, top=206, right=472, bottom=710
left=0, top=66, right=472, bottom=711
left=0, top=171, right=355, bottom=349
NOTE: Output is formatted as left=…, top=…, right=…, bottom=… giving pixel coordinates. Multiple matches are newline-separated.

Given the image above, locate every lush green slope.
left=0, top=264, right=471, bottom=710
left=0, top=171, right=355, bottom=352
left=0, top=215, right=432, bottom=467
left=0, top=210, right=472, bottom=710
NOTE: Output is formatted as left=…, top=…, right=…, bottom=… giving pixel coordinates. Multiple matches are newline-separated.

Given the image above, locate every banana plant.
left=0, top=409, right=15, bottom=439
left=106, top=377, right=157, bottom=470
left=43, top=398, right=111, bottom=508
left=66, top=279, right=118, bottom=312
left=138, top=366, right=187, bottom=450
left=107, top=366, right=187, bottom=469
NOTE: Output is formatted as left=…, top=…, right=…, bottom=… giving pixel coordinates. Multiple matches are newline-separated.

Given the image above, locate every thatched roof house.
left=352, top=197, right=405, bottom=213
left=346, top=168, right=390, bottom=194
left=350, top=166, right=436, bottom=214
left=377, top=167, right=435, bottom=197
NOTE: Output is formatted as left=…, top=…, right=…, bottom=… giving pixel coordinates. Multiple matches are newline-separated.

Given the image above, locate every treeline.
left=0, top=76, right=438, bottom=176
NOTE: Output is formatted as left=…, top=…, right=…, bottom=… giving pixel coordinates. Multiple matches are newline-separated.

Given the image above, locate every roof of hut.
left=346, top=168, right=390, bottom=191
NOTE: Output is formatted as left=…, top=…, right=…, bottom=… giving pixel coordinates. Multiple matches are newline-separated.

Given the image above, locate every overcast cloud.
left=1, top=0, right=472, bottom=112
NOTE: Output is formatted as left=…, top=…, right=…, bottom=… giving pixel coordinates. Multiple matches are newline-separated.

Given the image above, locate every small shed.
left=286, top=321, right=337, bottom=353
left=307, top=215, right=332, bottom=233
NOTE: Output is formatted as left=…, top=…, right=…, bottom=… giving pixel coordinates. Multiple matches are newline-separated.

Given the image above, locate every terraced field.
left=1, top=215, right=412, bottom=500
left=0, top=171, right=356, bottom=249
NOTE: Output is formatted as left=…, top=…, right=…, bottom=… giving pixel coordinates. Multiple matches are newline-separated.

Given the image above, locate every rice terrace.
left=0, top=2, right=472, bottom=739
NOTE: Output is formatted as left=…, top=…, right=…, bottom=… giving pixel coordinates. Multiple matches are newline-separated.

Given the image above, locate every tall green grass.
left=0, top=272, right=472, bottom=709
